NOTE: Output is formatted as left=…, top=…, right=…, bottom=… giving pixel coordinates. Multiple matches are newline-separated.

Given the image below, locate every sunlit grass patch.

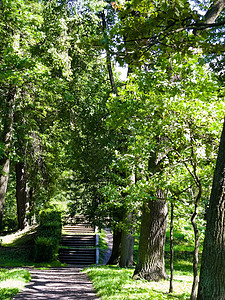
left=83, top=266, right=192, bottom=300
left=0, top=268, right=31, bottom=300
left=0, top=225, right=38, bottom=247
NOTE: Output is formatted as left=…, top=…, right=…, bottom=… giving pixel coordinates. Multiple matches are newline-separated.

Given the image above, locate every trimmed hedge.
left=39, top=209, right=61, bottom=225
left=34, top=209, right=62, bottom=262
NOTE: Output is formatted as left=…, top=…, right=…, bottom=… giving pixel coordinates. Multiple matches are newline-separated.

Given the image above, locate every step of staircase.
left=59, top=222, right=97, bottom=265
left=58, top=248, right=96, bottom=265
left=61, top=235, right=95, bottom=247
left=63, top=224, right=95, bottom=234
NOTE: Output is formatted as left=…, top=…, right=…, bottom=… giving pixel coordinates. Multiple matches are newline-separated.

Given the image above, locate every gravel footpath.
left=13, top=267, right=100, bottom=300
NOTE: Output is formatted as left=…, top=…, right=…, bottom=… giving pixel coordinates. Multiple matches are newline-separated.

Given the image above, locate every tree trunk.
left=119, top=212, right=135, bottom=267
left=15, top=162, right=27, bottom=230
left=120, top=168, right=136, bottom=267
left=107, top=228, right=122, bottom=265
left=133, top=194, right=168, bottom=281
left=169, top=203, right=174, bottom=293
left=27, top=187, right=35, bottom=225
left=197, top=119, right=225, bottom=300
left=191, top=187, right=201, bottom=300
left=0, top=158, right=10, bottom=226
left=0, top=90, right=16, bottom=227
left=204, top=0, right=225, bottom=25
left=101, top=11, right=118, bottom=95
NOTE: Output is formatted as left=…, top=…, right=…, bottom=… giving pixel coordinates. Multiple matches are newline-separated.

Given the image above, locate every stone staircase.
left=58, top=221, right=98, bottom=265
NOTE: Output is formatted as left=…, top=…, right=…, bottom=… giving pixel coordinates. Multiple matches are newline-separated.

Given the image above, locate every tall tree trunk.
left=0, top=90, right=16, bottom=227
left=0, top=158, right=10, bottom=226
left=119, top=211, right=135, bottom=267
left=120, top=168, right=136, bottom=267
left=169, top=203, right=174, bottom=293
left=204, top=0, right=225, bottom=25
left=107, top=228, right=122, bottom=265
left=101, top=11, right=118, bottom=95
left=15, top=162, right=27, bottom=230
left=133, top=194, right=168, bottom=281
left=191, top=186, right=201, bottom=300
left=197, top=119, right=225, bottom=300
left=27, top=187, right=35, bottom=225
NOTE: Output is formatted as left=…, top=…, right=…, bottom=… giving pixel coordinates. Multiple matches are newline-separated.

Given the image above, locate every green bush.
left=0, top=217, right=18, bottom=232
left=39, top=209, right=61, bottom=226
left=34, top=237, right=58, bottom=262
left=34, top=208, right=62, bottom=262
left=39, top=221, right=62, bottom=240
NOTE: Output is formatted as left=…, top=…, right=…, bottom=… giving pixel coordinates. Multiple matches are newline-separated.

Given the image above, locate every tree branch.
left=204, top=0, right=225, bottom=24
left=194, top=0, right=225, bottom=34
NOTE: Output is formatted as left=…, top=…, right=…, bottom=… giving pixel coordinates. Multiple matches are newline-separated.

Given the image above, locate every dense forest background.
left=0, top=0, right=225, bottom=299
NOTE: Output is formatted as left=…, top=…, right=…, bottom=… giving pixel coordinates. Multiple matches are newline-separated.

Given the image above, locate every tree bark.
left=0, top=90, right=16, bottom=227
left=133, top=194, right=168, bottom=281
left=0, top=157, right=10, bottom=226
left=107, top=228, right=122, bottom=265
left=191, top=189, right=201, bottom=300
left=101, top=11, right=118, bottom=95
left=197, top=119, right=225, bottom=300
left=120, top=168, right=136, bottom=267
left=194, top=0, right=225, bottom=32
left=119, top=211, right=135, bottom=267
left=27, top=187, right=35, bottom=225
left=169, top=203, right=174, bottom=293
left=15, top=162, right=27, bottom=230
left=204, top=0, right=225, bottom=24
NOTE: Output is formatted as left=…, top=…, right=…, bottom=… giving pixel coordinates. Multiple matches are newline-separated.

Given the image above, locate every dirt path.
left=13, top=267, right=100, bottom=300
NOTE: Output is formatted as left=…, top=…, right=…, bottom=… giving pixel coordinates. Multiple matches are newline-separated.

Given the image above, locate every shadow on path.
left=13, top=267, right=99, bottom=300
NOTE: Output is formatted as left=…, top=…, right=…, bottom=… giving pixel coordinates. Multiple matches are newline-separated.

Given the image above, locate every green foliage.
left=0, top=142, right=5, bottom=160
left=104, top=53, right=224, bottom=222
left=0, top=217, right=17, bottom=232
left=39, top=222, right=61, bottom=239
left=34, top=236, right=58, bottom=262
left=108, top=0, right=200, bottom=66
left=39, top=208, right=62, bottom=225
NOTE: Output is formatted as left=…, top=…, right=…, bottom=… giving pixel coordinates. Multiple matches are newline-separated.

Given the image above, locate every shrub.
left=0, top=217, right=18, bottom=232
left=39, top=222, right=62, bottom=240
left=34, top=208, right=62, bottom=262
left=39, top=209, right=61, bottom=226
left=34, top=237, right=57, bottom=262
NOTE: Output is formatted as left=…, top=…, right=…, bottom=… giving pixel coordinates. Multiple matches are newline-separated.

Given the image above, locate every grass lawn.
left=0, top=226, right=66, bottom=268
left=84, top=265, right=192, bottom=300
left=0, top=268, right=31, bottom=300
left=83, top=228, right=196, bottom=300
